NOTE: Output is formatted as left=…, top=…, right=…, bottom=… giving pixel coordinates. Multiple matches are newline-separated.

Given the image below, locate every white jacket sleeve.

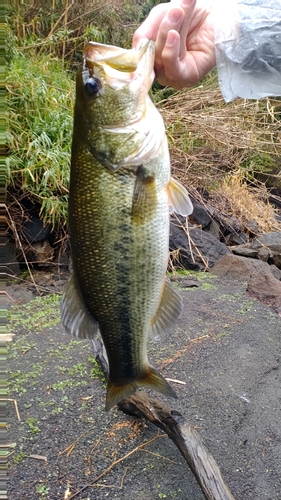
left=212, top=0, right=281, bottom=101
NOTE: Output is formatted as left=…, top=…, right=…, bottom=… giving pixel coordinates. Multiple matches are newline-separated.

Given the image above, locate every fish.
left=61, top=39, right=193, bottom=410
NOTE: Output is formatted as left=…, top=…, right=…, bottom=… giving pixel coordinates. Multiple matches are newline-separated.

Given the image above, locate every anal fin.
left=149, top=280, right=183, bottom=341
left=61, top=274, right=99, bottom=339
left=168, top=177, right=193, bottom=216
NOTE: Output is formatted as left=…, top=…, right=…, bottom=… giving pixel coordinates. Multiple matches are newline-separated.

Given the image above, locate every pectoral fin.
left=168, top=177, right=193, bottom=216
left=131, top=165, right=157, bottom=224
left=149, top=280, right=183, bottom=340
left=61, top=274, right=99, bottom=339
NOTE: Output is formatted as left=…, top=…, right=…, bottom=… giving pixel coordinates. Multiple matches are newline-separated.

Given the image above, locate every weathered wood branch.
left=91, top=339, right=236, bottom=500
left=119, top=393, right=235, bottom=500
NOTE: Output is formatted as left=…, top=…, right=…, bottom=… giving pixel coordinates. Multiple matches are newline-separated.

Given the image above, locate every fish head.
left=80, top=40, right=155, bottom=126
left=74, top=39, right=158, bottom=170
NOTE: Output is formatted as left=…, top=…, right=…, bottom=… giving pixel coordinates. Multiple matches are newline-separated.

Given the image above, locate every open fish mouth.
left=82, top=40, right=155, bottom=91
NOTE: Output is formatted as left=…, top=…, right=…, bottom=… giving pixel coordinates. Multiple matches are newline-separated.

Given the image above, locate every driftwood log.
left=91, top=338, right=236, bottom=500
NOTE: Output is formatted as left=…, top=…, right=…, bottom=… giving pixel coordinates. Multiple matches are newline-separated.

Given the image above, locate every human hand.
left=133, top=0, right=216, bottom=89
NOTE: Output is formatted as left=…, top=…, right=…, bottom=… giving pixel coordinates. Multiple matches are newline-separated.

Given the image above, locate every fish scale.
left=61, top=40, right=193, bottom=410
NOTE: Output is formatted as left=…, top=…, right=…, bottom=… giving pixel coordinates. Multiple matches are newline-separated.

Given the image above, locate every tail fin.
left=105, top=366, right=177, bottom=411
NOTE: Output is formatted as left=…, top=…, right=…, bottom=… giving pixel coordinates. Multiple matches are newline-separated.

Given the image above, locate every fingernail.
left=167, top=9, right=182, bottom=24
left=166, top=32, right=176, bottom=47
left=181, top=0, right=194, bottom=6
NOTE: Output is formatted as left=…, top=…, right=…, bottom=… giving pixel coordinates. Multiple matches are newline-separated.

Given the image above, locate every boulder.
left=169, top=216, right=230, bottom=271
left=252, top=232, right=281, bottom=268
left=188, top=199, right=211, bottom=228
left=224, top=231, right=248, bottom=246
left=231, top=245, right=259, bottom=258
left=232, top=232, right=281, bottom=268
left=247, top=273, right=281, bottom=316
left=212, top=254, right=281, bottom=281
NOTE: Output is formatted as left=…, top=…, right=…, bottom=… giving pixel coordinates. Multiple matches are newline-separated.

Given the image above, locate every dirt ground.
left=7, top=272, right=281, bottom=500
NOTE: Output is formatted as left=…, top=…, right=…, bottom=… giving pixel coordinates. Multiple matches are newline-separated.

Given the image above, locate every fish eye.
left=85, top=77, right=101, bottom=95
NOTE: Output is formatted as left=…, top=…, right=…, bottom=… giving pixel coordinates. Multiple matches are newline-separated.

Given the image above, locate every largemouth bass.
left=61, top=40, right=193, bottom=410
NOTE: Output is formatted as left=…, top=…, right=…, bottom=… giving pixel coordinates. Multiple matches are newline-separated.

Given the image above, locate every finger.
left=159, top=31, right=198, bottom=89
left=156, top=30, right=182, bottom=87
left=154, top=7, right=185, bottom=68
left=176, top=0, right=197, bottom=60
left=132, top=3, right=170, bottom=48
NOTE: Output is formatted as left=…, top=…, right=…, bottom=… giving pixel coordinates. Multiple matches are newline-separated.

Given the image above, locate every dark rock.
left=212, top=254, right=281, bottom=281
left=269, top=194, right=281, bottom=210
left=247, top=273, right=281, bottom=316
left=4, top=242, right=21, bottom=276
left=188, top=199, right=211, bottom=228
left=169, top=216, right=230, bottom=271
left=257, top=246, right=271, bottom=262
left=252, top=232, right=281, bottom=251
left=224, top=232, right=248, bottom=246
left=205, top=220, right=221, bottom=240
left=22, top=215, right=51, bottom=243
left=170, top=275, right=200, bottom=288
left=231, top=232, right=281, bottom=269
left=245, top=220, right=259, bottom=234
left=231, top=245, right=259, bottom=258
left=212, top=212, right=244, bottom=236
left=252, top=232, right=281, bottom=268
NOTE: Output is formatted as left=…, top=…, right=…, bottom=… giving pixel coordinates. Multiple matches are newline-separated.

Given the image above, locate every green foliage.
left=139, top=0, right=169, bottom=22
left=151, top=81, right=178, bottom=103
left=241, top=152, right=276, bottom=176
left=6, top=2, right=143, bottom=233
left=14, top=452, right=26, bottom=464
left=7, top=294, right=61, bottom=334
left=7, top=51, right=74, bottom=227
left=35, top=484, right=49, bottom=497
left=26, top=417, right=41, bottom=434
left=240, top=151, right=280, bottom=189
left=7, top=2, right=142, bottom=62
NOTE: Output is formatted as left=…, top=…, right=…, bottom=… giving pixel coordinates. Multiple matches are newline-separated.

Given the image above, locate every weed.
left=39, top=399, right=56, bottom=408
left=68, top=362, right=88, bottom=377
left=50, top=379, right=88, bottom=391
left=7, top=2, right=144, bottom=234
left=50, top=407, right=63, bottom=415
left=26, top=417, right=40, bottom=434
left=215, top=332, right=230, bottom=339
left=218, top=173, right=280, bottom=233
left=36, top=484, right=49, bottom=497
left=8, top=294, right=61, bottom=335
left=88, top=355, right=106, bottom=383
left=201, top=282, right=215, bottom=291
left=10, top=363, right=43, bottom=395
left=14, top=451, right=26, bottom=464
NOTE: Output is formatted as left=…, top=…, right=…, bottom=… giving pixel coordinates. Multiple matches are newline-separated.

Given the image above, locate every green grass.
left=7, top=53, right=74, bottom=228
left=7, top=294, right=61, bottom=335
